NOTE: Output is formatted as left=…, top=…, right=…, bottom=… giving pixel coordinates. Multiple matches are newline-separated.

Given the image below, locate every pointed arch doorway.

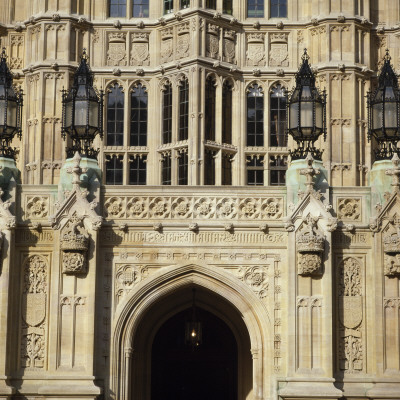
left=131, top=286, right=253, bottom=400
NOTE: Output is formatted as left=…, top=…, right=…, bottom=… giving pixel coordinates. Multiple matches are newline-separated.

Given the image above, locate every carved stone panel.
left=176, top=22, right=190, bottom=59
left=337, top=198, right=361, bottom=221
left=223, top=29, right=236, bottom=64
left=107, top=32, right=127, bottom=66
left=206, top=23, right=219, bottom=59
left=131, top=32, right=150, bottom=66
left=246, top=33, right=265, bottom=66
left=20, top=255, right=48, bottom=369
left=10, top=34, right=24, bottom=69
left=269, top=33, right=288, bottom=67
left=337, top=257, right=364, bottom=373
left=160, top=27, right=173, bottom=63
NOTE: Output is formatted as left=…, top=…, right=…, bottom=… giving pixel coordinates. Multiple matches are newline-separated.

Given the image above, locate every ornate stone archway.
left=110, top=263, right=271, bottom=400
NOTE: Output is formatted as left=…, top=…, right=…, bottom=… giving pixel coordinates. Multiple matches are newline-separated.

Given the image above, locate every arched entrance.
left=151, top=306, right=238, bottom=400
left=112, top=264, right=269, bottom=400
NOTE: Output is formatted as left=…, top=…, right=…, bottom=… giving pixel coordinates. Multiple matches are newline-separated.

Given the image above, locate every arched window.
left=222, top=81, right=233, bottom=144
left=130, top=83, right=148, bottom=146
left=206, top=0, right=216, bottom=9
left=109, top=0, right=126, bottom=17
left=133, top=0, right=149, bottom=17
left=162, top=82, right=172, bottom=144
left=223, top=0, right=233, bottom=14
left=205, top=77, right=216, bottom=141
left=271, top=0, right=287, bottom=18
left=247, top=0, right=264, bottom=18
left=247, top=84, right=264, bottom=146
left=179, top=78, right=189, bottom=141
left=270, top=85, right=287, bottom=147
left=107, top=84, right=124, bottom=146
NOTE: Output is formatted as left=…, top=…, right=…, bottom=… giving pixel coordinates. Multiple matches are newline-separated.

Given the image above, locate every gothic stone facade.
left=0, top=0, right=400, bottom=399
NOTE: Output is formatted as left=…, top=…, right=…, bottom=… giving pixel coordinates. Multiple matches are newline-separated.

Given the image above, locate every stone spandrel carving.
left=246, top=33, right=265, bottom=66
left=21, top=255, right=48, bottom=369
left=131, top=32, right=150, bottom=66
left=337, top=257, right=363, bottom=373
left=107, top=32, right=127, bottom=66
left=296, top=214, right=325, bottom=276
left=61, top=215, right=89, bottom=274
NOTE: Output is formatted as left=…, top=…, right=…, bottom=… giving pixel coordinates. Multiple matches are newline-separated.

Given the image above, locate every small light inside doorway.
left=185, top=289, right=202, bottom=348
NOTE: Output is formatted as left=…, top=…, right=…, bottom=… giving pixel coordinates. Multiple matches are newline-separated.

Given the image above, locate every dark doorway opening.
left=151, top=307, right=238, bottom=400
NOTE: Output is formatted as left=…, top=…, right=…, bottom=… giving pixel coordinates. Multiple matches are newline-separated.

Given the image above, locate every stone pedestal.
left=286, top=158, right=329, bottom=206
left=369, top=159, right=393, bottom=207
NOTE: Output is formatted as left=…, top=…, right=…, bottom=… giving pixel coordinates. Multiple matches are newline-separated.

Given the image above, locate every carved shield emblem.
left=224, top=40, right=235, bottom=60
left=339, top=296, right=362, bottom=329
left=177, top=34, right=190, bottom=58
left=207, top=35, right=219, bottom=57
left=247, top=44, right=264, bottom=65
left=269, top=44, right=288, bottom=67
left=131, top=43, right=149, bottom=63
left=107, top=43, right=126, bottom=66
left=161, top=39, right=173, bottom=61
left=22, top=293, right=46, bottom=327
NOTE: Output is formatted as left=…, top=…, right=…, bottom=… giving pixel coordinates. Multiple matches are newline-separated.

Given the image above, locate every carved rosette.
left=60, top=216, right=89, bottom=275
left=296, top=215, right=325, bottom=276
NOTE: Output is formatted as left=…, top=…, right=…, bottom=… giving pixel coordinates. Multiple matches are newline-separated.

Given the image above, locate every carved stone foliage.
left=25, top=196, right=49, bottom=219
left=131, top=32, right=149, bottom=66
left=107, top=32, right=127, bottom=66
left=160, top=27, right=173, bottom=63
left=296, top=214, right=325, bottom=276
left=269, top=32, right=288, bottom=67
left=223, top=29, right=236, bottom=63
left=237, top=266, right=269, bottom=298
left=60, top=215, right=89, bottom=275
left=382, top=216, right=400, bottom=277
left=337, top=257, right=363, bottom=373
left=21, top=255, right=48, bottom=369
left=115, top=264, right=155, bottom=305
left=206, top=23, right=219, bottom=59
left=103, top=195, right=284, bottom=220
left=246, top=33, right=265, bottom=66
left=337, top=198, right=361, bottom=221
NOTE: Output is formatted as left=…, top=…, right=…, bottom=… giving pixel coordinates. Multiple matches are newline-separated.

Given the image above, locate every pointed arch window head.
left=130, top=83, right=147, bottom=146
left=270, top=0, right=287, bottom=18
left=247, top=84, right=264, bottom=147
left=109, top=0, right=127, bottom=17
left=270, top=84, right=287, bottom=147
left=205, top=77, right=216, bottom=141
left=162, top=82, right=172, bottom=144
left=133, top=0, right=149, bottom=17
left=222, top=80, right=233, bottom=144
left=179, top=77, right=189, bottom=141
left=106, top=84, right=124, bottom=146
left=247, top=0, right=264, bottom=18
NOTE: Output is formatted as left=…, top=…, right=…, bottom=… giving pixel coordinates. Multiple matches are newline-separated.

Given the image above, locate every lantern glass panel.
left=289, top=102, right=298, bottom=130
left=300, top=101, right=313, bottom=133
left=74, top=100, right=88, bottom=127
left=89, top=100, right=98, bottom=128
left=0, top=99, right=5, bottom=126
left=65, top=101, right=73, bottom=128
left=7, top=99, right=17, bottom=129
left=315, top=101, right=323, bottom=130
left=372, top=103, right=382, bottom=132
left=384, top=101, right=397, bottom=135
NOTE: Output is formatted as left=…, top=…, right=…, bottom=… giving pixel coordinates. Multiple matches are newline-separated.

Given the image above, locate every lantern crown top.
left=0, top=48, right=13, bottom=88
left=378, top=49, right=398, bottom=89
left=74, top=48, right=93, bottom=88
left=295, top=48, right=315, bottom=88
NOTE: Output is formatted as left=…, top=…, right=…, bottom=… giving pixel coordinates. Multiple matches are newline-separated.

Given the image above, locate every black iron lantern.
left=286, top=49, right=326, bottom=160
left=0, top=48, right=23, bottom=159
left=61, top=49, right=103, bottom=159
left=367, top=49, right=400, bottom=160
